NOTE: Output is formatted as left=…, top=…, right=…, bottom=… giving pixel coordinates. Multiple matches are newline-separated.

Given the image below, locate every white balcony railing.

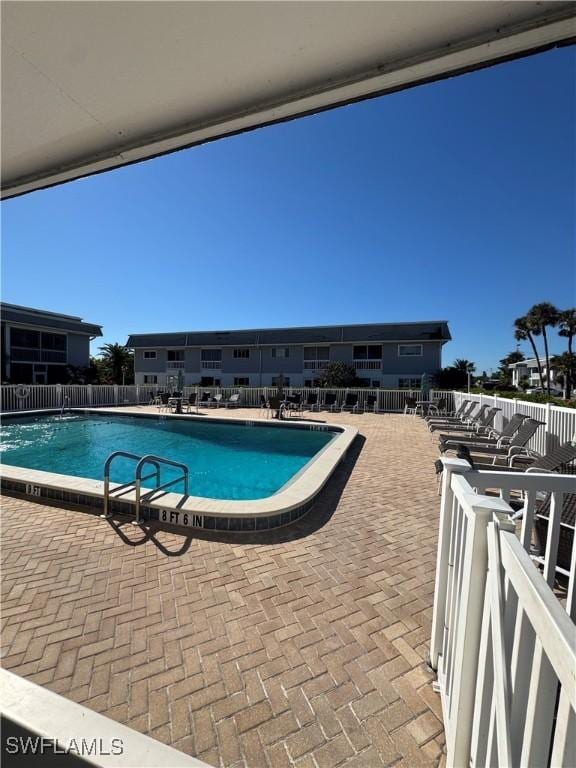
left=201, top=361, right=222, bottom=369
left=303, top=360, right=329, bottom=370
left=353, top=360, right=381, bottom=370
left=431, top=459, right=576, bottom=767
left=166, top=362, right=185, bottom=370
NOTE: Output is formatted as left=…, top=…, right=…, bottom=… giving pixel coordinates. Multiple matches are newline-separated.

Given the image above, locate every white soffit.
left=2, top=1, right=575, bottom=199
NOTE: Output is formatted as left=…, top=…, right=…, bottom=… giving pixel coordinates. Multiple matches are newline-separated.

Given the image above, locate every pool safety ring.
left=15, top=385, right=31, bottom=400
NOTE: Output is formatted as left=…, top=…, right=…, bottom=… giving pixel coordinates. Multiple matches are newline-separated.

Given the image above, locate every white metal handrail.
left=430, top=458, right=576, bottom=767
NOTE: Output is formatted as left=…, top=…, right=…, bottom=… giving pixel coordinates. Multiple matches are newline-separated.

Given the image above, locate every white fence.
left=454, top=391, right=576, bottom=456
left=431, top=458, right=576, bottom=766
left=1, top=385, right=454, bottom=414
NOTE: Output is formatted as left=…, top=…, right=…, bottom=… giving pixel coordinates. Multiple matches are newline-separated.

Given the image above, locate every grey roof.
left=126, top=321, right=451, bottom=348
left=1, top=302, right=102, bottom=336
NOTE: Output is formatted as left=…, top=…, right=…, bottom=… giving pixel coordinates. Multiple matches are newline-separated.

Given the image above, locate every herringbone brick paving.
left=1, top=410, right=445, bottom=767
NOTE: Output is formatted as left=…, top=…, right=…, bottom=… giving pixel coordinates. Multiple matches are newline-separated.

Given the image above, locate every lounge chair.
left=303, top=393, right=318, bottom=411
left=446, top=417, right=544, bottom=465
left=209, top=393, right=223, bottom=408
left=427, top=397, right=448, bottom=417
left=225, top=393, right=241, bottom=408
left=427, top=401, right=479, bottom=431
left=439, top=412, right=527, bottom=451
left=425, top=398, right=469, bottom=423
left=342, top=393, right=359, bottom=413
left=533, top=490, right=576, bottom=574
left=321, top=393, right=338, bottom=412
left=436, top=406, right=500, bottom=438
left=259, top=394, right=269, bottom=417
left=404, top=396, right=418, bottom=416
left=454, top=440, right=576, bottom=474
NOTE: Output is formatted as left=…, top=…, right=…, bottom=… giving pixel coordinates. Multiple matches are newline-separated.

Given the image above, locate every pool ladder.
left=101, top=451, right=189, bottom=525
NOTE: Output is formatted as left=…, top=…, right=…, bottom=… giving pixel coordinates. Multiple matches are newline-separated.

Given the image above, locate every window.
left=272, top=348, right=289, bottom=358
left=303, top=346, right=330, bottom=360
left=201, top=349, right=222, bottom=361
left=233, top=348, right=250, bottom=359
left=398, top=344, right=423, bottom=357
left=11, top=329, right=40, bottom=348
left=234, top=377, right=250, bottom=386
left=272, top=376, right=290, bottom=386
left=143, top=350, right=157, bottom=359
left=398, top=378, right=421, bottom=388
left=143, top=375, right=158, bottom=384
left=353, top=345, right=382, bottom=360
left=167, top=350, right=184, bottom=361
left=41, top=332, right=67, bottom=351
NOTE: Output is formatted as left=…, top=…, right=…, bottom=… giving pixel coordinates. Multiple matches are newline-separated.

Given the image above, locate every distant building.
left=127, top=321, right=451, bottom=388
left=509, top=357, right=561, bottom=391
left=1, top=303, right=102, bottom=384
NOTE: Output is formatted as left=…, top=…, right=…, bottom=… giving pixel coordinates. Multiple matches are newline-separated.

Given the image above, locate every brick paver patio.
left=1, top=409, right=444, bottom=767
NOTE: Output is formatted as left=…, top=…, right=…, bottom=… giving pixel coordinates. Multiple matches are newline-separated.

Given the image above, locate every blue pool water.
left=0, top=413, right=335, bottom=500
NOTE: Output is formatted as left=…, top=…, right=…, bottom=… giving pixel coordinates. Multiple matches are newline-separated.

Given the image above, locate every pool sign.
left=157, top=509, right=204, bottom=528
left=26, top=484, right=42, bottom=497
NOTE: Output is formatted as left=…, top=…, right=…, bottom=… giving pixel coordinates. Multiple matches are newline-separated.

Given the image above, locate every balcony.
left=11, top=347, right=67, bottom=363
left=166, top=361, right=185, bottom=370
left=201, top=361, right=222, bottom=369
left=303, top=360, right=329, bottom=370
left=354, top=360, right=381, bottom=370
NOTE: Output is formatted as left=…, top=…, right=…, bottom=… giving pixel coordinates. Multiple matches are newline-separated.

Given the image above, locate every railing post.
left=87, top=384, right=93, bottom=406
left=114, top=385, right=118, bottom=406
left=545, top=401, right=551, bottom=451
left=430, top=458, right=473, bottom=669
left=447, top=493, right=513, bottom=767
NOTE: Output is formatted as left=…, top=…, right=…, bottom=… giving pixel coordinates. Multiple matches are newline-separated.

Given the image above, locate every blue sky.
left=2, top=46, right=574, bottom=373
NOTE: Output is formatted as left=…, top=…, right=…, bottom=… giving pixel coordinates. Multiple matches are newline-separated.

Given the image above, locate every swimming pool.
left=1, top=412, right=336, bottom=500
left=0, top=409, right=357, bottom=531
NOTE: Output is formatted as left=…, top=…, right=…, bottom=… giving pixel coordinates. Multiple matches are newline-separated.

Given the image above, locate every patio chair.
left=321, top=393, right=339, bottom=412
left=439, top=412, right=527, bottom=451
left=199, top=391, right=211, bottom=408
left=183, top=392, right=197, bottom=413
left=342, top=393, right=359, bottom=413
left=286, top=393, right=302, bottom=417
left=209, top=393, right=223, bottom=408
left=157, top=392, right=170, bottom=411
left=449, top=418, right=544, bottom=465
left=303, top=393, right=318, bottom=411
left=404, top=396, right=418, bottom=416
left=365, top=394, right=377, bottom=413
left=259, top=394, right=269, bottom=417
left=225, top=393, right=241, bottom=408
left=427, top=397, right=448, bottom=417
left=268, top=396, right=284, bottom=419
left=427, top=401, right=478, bottom=431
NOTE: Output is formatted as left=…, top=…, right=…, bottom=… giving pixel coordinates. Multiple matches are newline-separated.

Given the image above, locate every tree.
left=514, top=316, right=545, bottom=390
left=98, top=343, right=134, bottom=384
left=526, top=303, right=559, bottom=396
left=316, top=362, right=359, bottom=388
left=558, top=309, right=576, bottom=398
left=453, top=359, right=476, bottom=375
left=551, top=353, right=576, bottom=399
left=497, top=350, right=525, bottom=386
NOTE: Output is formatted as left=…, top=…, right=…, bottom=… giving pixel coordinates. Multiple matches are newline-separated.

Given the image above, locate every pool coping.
left=0, top=408, right=358, bottom=531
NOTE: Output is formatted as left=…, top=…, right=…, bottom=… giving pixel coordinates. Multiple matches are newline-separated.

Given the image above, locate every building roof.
left=126, top=321, right=451, bottom=348
left=1, top=302, right=103, bottom=337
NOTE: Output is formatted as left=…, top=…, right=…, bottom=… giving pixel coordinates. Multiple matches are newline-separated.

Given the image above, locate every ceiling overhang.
left=2, top=1, right=574, bottom=200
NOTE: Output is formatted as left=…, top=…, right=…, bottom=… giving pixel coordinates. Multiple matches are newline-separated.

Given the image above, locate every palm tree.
left=453, top=359, right=475, bottom=374
left=98, top=343, right=134, bottom=384
left=558, top=308, right=576, bottom=397
left=527, top=303, right=559, bottom=395
left=514, top=316, right=545, bottom=390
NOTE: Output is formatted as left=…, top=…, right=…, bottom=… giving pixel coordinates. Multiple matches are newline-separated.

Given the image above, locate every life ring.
left=15, top=385, right=31, bottom=400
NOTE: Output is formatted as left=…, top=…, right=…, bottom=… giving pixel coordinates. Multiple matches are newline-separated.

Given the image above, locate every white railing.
left=454, top=391, right=576, bottom=456
left=200, top=361, right=222, bottom=369
left=1, top=385, right=455, bottom=414
left=353, top=360, right=381, bottom=370
left=431, top=459, right=576, bottom=767
left=303, top=360, right=329, bottom=369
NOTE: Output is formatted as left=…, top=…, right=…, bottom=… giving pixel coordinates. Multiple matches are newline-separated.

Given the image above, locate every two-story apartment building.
left=1, top=303, right=102, bottom=384
left=509, top=357, right=562, bottom=393
left=127, top=321, right=451, bottom=388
